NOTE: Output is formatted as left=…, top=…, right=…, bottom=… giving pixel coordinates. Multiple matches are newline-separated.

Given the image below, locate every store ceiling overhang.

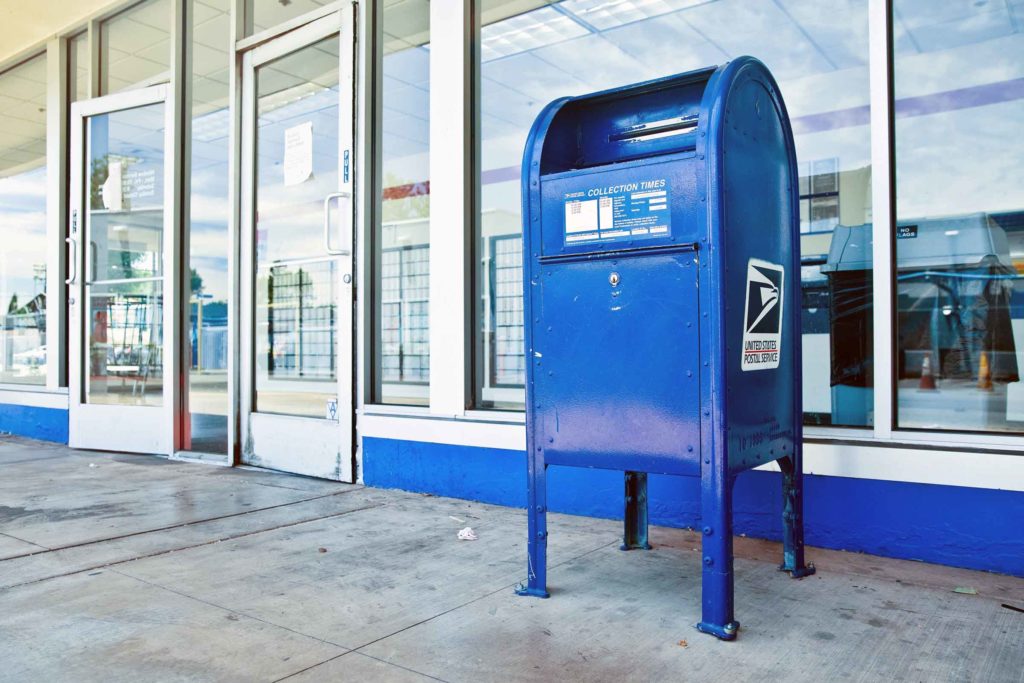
left=0, top=0, right=110, bottom=61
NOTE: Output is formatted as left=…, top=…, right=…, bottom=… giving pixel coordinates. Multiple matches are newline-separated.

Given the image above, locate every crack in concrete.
left=0, top=531, right=50, bottom=551
left=109, top=567, right=353, bottom=652
left=0, top=487, right=365, bottom=562
left=1, top=501, right=388, bottom=590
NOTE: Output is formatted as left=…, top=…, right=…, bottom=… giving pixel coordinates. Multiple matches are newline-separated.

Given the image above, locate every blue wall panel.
left=363, top=437, right=1024, bottom=577
left=0, top=403, right=68, bottom=443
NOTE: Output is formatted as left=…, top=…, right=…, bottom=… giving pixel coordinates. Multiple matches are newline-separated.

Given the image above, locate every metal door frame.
left=238, top=9, right=357, bottom=480
left=67, top=84, right=180, bottom=454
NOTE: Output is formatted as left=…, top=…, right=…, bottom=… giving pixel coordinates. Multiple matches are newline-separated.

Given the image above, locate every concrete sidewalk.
left=1, top=436, right=1021, bottom=682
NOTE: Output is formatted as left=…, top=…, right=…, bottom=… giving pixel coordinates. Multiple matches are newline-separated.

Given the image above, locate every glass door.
left=68, top=85, right=177, bottom=453
left=240, top=12, right=356, bottom=480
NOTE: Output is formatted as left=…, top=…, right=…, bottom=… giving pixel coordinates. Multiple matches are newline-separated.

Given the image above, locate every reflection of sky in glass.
left=0, top=51, right=48, bottom=384
left=379, top=2, right=430, bottom=405
left=373, top=0, right=1024, bottom=220
left=479, top=0, right=872, bottom=214
left=255, top=85, right=340, bottom=263
left=473, top=0, right=875, bottom=411
left=0, top=166, right=47, bottom=304
left=893, top=10, right=1024, bottom=220
left=383, top=45, right=429, bottom=188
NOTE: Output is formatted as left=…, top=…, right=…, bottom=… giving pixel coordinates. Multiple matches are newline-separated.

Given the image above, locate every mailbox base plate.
left=780, top=562, right=817, bottom=579
left=695, top=620, right=740, bottom=641
left=515, top=586, right=550, bottom=599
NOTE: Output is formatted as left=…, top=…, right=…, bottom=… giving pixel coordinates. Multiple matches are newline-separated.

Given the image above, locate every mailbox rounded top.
left=521, top=56, right=791, bottom=182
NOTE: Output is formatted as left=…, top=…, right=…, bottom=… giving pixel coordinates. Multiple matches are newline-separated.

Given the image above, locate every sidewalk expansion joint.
left=0, top=486, right=366, bottom=562
left=0, top=531, right=50, bottom=551
left=109, top=567, right=352, bottom=652
left=1, top=501, right=386, bottom=590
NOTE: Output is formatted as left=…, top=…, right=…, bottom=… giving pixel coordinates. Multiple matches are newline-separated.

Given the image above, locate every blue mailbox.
left=518, top=57, right=814, bottom=640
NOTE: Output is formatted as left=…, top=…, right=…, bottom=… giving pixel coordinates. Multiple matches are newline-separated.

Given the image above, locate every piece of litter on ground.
left=678, top=640, right=688, bottom=648
left=457, top=527, right=478, bottom=541
left=953, top=586, right=977, bottom=595
left=89, top=463, right=97, bottom=468
left=317, top=547, right=328, bottom=553
left=449, top=516, right=466, bottom=523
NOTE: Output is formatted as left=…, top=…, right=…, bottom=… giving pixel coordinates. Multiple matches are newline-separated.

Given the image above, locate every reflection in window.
left=893, top=1, right=1024, bottom=433
left=100, top=0, right=172, bottom=95
left=376, top=1, right=429, bottom=405
left=380, top=243, right=429, bottom=387
left=0, top=55, right=48, bottom=385
left=475, top=0, right=873, bottom=420
left=244, top=0, right=333, bottom=37
left=85, top=103, right=168, bottom=406
left=253, top=36, right=340, bottom=418
left=187, top=0, right=231, bottom=453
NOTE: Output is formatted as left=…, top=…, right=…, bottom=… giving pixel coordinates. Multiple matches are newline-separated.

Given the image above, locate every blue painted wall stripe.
left=0, top=403, right=69, bottom=444
left=363, top=437, right=1024, bottom=577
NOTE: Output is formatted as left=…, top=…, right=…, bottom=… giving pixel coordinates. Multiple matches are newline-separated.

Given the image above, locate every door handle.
left=65, top=237, right=78, bottom=285
left=323, top=192, right=351, bottom=256
left=87, top=240, right=97, bottom=284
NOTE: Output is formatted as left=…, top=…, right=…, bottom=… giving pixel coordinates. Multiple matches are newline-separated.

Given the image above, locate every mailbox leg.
left=696, top=475, right=739, bottom=640
left=621, top=471, right=652, bottom=550
left=779, top=454, right=816, bottom=578
left=517, top=460, right=550, bottom=598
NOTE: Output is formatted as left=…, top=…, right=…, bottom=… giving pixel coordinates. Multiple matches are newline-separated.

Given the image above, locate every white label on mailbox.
left=562, top=179, right=671, bottom=246
left=564, top=198, right=598, bottom=234
left=741, top=259, right=784, bottom=371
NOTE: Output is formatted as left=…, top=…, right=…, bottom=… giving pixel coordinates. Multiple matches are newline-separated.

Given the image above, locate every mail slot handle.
left=609, top=116, right=699, bottom=143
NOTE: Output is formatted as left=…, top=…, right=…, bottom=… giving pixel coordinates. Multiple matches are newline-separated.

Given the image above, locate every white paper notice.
left=283, top=121, right=313, bottom=186
left=101, top=160, right=124, bottom=211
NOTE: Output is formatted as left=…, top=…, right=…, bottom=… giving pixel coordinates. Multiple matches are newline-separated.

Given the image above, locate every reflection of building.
left=266, top=266, right=336, bottom=380
left=478, top=209, right=525, bottom=409
left=380, top=218, right=429, bottom=404
left=823, top=213, right=1024, bottom=430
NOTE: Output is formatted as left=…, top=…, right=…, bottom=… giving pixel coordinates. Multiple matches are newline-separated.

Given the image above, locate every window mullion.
left=868, top=0, right=895, bottom=439
left=427, top=0, right=473, bottom=416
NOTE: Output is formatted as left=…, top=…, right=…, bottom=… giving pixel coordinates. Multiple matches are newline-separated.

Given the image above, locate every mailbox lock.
left=608, top=272, right=620, bottom=287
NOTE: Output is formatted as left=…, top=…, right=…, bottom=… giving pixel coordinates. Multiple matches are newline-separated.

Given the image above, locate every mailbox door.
left=532, top=251, right=701, bottom=476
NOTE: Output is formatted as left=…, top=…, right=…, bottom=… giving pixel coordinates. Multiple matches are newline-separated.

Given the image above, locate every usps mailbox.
left=518, top=57, right=814, bottom=640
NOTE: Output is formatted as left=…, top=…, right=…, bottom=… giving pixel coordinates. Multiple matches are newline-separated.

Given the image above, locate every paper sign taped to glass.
left=283, top=121, right=313, bottom=186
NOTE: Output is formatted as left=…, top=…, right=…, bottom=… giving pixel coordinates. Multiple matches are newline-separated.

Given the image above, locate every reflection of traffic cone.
left=978, top=351, right=993, bottom=392
left=919, top=352, right=937, bottom=391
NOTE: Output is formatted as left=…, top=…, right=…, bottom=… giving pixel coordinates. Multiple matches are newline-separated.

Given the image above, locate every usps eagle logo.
left=741, top=259, right=784, bottom=371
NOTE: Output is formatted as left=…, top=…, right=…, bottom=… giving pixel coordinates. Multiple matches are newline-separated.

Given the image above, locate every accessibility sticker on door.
left=741, top=259, right=784, bottom=371
left=325, top=398, right=339, bottom=421
left=562, top=179, right=671, bottom=246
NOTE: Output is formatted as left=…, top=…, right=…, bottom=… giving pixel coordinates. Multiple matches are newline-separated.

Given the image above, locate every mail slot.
left=517, top=57, right=815, bottom=640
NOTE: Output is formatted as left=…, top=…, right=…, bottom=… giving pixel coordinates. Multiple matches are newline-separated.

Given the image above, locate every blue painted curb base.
left=0, top=404, right=68, bottom=443
left=363, top=437, right=1024, bottom=578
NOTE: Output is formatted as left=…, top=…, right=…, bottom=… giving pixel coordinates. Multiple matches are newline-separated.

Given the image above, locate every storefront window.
left=0, top=54, right=48, bottom=385
left=375, top=1, right=430, bottom=406
left=893, top=1, right=1024, bottom=433
left=475, top=0, right=873, bottom=422
left=187, top=0, right=231, bottom=452
left=100, top=0, right=172, bottom=96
